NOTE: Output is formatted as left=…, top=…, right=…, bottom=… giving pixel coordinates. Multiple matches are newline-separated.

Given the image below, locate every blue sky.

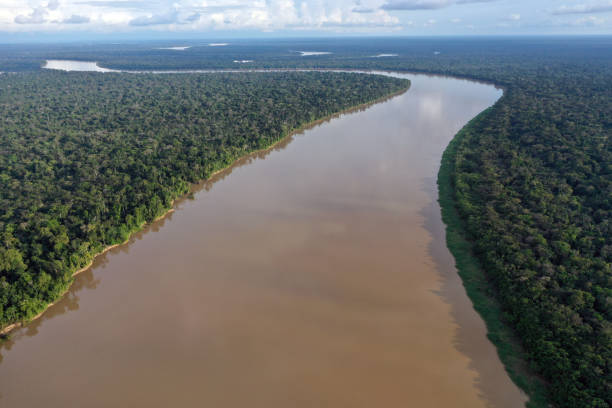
left=2, top=0, right=612, bottom=38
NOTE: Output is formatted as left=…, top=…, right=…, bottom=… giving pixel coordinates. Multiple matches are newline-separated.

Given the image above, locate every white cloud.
left=497, top=12, right=520, bottom=26
left=571, top=15, right=607, bottom=25
left=62, top=14, right=90, bottom=23
left=352, top=7, right=375, bottom=13
left=129, top=10, right=179, bottom=26
left=381, top=0, right=497, bottom=11
left=185, top=12, right=200, bottom=21
left=14, top=1, right=93, bottom=25
left=3, top=0, right=609, bottom=33
left=98, top=10, right=133, bottom=24
left=0, top=0, right=403, bottom=31
left=74, top=1, right=153, bottom=8
left=14, top=7, right=49, bottom=24
left=48, top=0, right=61, bottom=11
left=552, top=2, right=612, bottom=15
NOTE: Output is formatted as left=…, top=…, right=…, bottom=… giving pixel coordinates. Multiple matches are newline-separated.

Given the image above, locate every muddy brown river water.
left=0, top=72, right=527, bottom=407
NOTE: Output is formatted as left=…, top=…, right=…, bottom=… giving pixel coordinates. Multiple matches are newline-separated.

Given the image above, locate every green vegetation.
left=0, top=37, right=610, bottom=406
left=0, top=70, right=409, bottom=333
left=441, top=84, right=610, bottom=407
left=439, top=111, right=550, bottom=408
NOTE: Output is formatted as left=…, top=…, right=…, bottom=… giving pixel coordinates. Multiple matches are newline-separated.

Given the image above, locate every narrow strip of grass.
left=438, top=108, right=550, bottom=408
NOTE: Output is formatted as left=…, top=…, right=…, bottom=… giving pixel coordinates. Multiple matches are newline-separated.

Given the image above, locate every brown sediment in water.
left=0, top=74, right=526, bottom=408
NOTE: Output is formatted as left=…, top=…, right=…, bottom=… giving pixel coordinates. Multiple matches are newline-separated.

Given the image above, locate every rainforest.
left=0, top=37, right=610, bottom=408
left=0, top=71, right=409, bottom=329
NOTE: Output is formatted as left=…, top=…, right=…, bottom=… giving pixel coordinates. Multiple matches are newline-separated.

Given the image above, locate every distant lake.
left=298, top=51, right=332, bottom=56
left=43, top=60, right=118, bottom=72
left=157, top=46, right=191, bottom=51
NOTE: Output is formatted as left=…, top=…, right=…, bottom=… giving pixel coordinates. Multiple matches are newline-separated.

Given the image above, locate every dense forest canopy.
left=0, top=70, right=409, bottom=331
left=0, top=37, right=610, bottom=407
left=446, top=68, right=611, bottom=408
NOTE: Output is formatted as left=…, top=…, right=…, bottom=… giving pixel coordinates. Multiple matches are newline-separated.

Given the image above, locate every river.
left=0, top=68, right=526, bottom=407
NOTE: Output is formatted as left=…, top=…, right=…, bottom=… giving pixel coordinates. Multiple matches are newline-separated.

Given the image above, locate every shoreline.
left=0, top=83, right=409, bottom=338
left=437, top=108, right=550, bottom=408
left=0, top=240, right=129, bottom=336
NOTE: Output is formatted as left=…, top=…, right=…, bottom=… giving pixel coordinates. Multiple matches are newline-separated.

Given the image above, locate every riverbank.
left=0, top=81, right=409, bottom=338
left=437, top=108, right=550, bottom=408
left=0, top=240, right=127, bottom=336
left=201, top=84, right=410, bottom=182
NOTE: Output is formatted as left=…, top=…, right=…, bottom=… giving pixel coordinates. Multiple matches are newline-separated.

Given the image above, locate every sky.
left=1, top=0, right=612, bottom=39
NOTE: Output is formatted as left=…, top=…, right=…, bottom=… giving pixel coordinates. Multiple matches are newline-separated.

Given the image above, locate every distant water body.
left=157, top=46, right=191, bottom=51
left=43, top=60, right=118, bottom=72
left=2, top=66, right=526, bottom=408
left=298, top=51, right=331, bottom=56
